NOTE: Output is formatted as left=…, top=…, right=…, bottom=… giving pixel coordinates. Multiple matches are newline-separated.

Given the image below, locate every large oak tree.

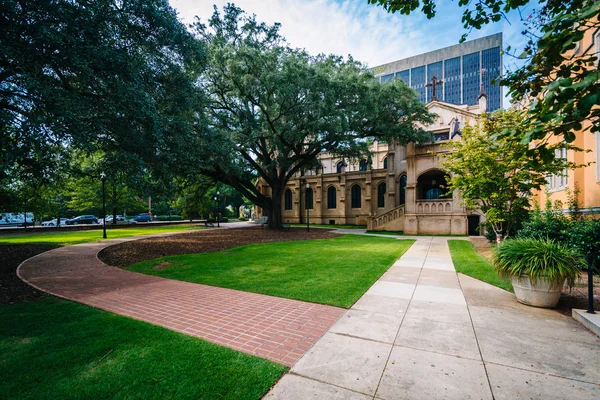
left=192, top=5, right=433, bottom=228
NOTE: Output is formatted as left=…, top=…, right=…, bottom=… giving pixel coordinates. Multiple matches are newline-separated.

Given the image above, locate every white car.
left=42, top=218, right=68, bottom=226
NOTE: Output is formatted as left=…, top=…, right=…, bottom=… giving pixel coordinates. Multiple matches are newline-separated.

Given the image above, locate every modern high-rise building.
left=371, top=33, right=503, bottom=111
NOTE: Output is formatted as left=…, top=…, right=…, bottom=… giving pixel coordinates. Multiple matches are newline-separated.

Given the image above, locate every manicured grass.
left=448, top=240, right=513, bottom=292
left=0, top=296, right=286, bottom=400
left=128, top=235, right=414, bottom=308
left=290, top=223, right=367, bottom=229
left=0, top=225, right=201, bottom=246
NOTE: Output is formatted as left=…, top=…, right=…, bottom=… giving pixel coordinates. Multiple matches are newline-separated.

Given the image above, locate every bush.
left=155, top=215, right=183, bottom=221
left=238, top=217, right=247, bottom=221
left=220, top=217, right=229, bottom=222
left=207, top=217, right=216, bottom=223
left=493, top=238, right=584, bottom=287
left=518, top=204, right=570, bottom=243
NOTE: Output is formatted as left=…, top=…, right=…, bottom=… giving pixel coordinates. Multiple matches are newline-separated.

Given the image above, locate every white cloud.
left=171, top=0, right=474, bottom=66
left=170, top=0, right=529, bottom=107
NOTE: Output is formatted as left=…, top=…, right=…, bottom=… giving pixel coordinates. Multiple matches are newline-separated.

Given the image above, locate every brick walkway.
left=17, top=235, right=344, bottom=366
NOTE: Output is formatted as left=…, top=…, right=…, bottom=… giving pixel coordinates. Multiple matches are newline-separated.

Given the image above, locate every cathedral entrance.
left=468, top=215, right=480, bottom=236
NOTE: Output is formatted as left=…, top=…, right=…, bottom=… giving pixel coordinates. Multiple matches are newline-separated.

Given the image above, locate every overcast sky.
left=170, top=0, right=532, bottom=106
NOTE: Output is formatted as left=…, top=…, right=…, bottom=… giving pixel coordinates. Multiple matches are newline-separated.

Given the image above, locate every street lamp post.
left=216, top=191, right=220, bottom=227
left=306, top=183, right=310, bottom=232
left=100, top=172, right=107, bottom=239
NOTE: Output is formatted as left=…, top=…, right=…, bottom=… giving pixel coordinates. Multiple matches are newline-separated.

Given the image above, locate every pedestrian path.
left=266, top=237, right=600, bottom=399
left=17, top=234, right=344, bottom=367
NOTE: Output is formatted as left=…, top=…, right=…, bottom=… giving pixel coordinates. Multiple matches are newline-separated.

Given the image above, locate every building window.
left=547, top=147, right=569, bottom=191
left=284, top=189, right=292, bottom=210
left=336, top=161, right=344, bottom=174
left=380, top=73, right=394, bottom=83
left=305, top=187, right=314, bottom=209
left=462, top=52, right=480, bottom=106
left=351, top=185, right=361, bottom=209
left=444, top=57, right=461, bottom=104
left=426, top=188, right=443, bottom=199
left=596, top=133, right=600, bottom=182
left=410, top=65, right=426, bottom=103
left=359, top=160, right=368, bottom=171
left=327, top=186, right=336, bottom=209
left=481, top=47, right=501, bottom=111
left=427, top=61, right=443, bottom=101
left=595, top=30, right=600, bottom=67
left=399, top=175, right=407, bottom=206
left=378, top=183, right=386, bottom=208
left=396, top=69, right=410, bottom=85
left=383, top=157, right=388, bottom=169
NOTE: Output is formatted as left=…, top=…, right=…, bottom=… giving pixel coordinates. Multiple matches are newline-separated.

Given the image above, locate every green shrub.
left=207, top=217, right=216, bottom=223
left=238, top=217, right=247, bottom=221
left=220, top=217, right=229, bottom=222
left=493, top=238, right=584, bottom=287
left=155, top=215, right=183, bottom=221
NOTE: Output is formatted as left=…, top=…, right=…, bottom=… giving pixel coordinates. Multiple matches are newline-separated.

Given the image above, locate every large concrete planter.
left=511, top=275, right=566, bottom=308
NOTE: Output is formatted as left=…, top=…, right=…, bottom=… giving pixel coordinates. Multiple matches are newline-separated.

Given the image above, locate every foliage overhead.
left=192, top=4, right=434, bottom=228
left=368, top=0, right=600, bottom=156
left=441, top=109, right=575, bottom=238
left=0, top=0, right=206, bottom=185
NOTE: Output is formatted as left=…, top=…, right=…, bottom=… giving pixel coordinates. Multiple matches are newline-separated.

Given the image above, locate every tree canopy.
left=0, top=0, right=206, bottom=186
left=192, top=4, right=434, bottom=228
left=368, top=0, right=600, bottom=158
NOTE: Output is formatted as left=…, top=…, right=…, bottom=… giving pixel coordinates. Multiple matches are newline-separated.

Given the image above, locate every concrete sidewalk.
left=266, top=237, right=600, bottom=399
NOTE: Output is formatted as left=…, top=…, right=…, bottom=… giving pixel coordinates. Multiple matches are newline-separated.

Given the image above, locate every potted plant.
left=493, top=238, right=584, bottom=308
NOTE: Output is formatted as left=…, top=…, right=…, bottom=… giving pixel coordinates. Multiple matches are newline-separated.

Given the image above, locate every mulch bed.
left=98, top=227, right=340, bottom=268
left=0, top=244, right=58, bottom=304
left=470, top=237, right=600, bottom=316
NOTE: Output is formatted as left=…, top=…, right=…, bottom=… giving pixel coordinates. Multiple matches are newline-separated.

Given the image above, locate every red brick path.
left=18, top=236, right=344, bottom=366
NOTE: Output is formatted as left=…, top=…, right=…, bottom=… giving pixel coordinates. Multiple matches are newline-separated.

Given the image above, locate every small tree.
left=441, top=109, right=574, bottom=241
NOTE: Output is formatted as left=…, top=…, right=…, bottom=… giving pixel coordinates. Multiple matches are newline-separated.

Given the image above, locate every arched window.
left=351, top=185, right=361, bottom=209
left=327, top=186, right=337, bottom=209
left=378, top=183, right=386, bottom=208
left=305, top=187, right=314, bottom=209
left=426, top=188, right=443, bottom=199
left=399, top=175, right=407, bottom=206
left=359, top=160, right=368, bottom=171
left=383, top=157, right=388, bottom=169
left=284, top=189, right=292, bottom=210
left=336, top=161, right=344, bottom=174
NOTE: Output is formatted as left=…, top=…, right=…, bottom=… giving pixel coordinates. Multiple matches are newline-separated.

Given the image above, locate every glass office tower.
left=372, top=33, right=502, bottom=111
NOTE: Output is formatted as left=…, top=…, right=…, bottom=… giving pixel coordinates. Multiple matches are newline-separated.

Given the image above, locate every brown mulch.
left=99, top=227, right=340, bottom=268
left=0, top=244, right=58, bottom=304
left=469, top=237, right=600, bottom=316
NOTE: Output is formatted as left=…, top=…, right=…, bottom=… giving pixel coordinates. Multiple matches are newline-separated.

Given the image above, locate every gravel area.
left=98, top=227, right=340, bottom=267
left=1, top=244, right=58, bottom=304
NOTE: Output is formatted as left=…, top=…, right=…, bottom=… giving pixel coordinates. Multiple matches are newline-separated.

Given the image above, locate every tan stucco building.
left=255, top=93, right=490, bottom=235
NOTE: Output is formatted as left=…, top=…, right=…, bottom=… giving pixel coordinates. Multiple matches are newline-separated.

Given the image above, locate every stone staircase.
left=367, top=205, right=405, bottom=231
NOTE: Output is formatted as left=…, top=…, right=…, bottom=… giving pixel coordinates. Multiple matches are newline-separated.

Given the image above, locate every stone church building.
left=255, top=91, right=489, bottom=235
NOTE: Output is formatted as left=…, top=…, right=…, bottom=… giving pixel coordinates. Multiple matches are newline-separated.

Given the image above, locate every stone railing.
left=368, top=205, right=405, bottom=230
left=415, top=199, right=452, bottom=214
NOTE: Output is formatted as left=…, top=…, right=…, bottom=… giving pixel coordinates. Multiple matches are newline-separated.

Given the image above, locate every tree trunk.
left=267, top=185, right=283, bottom=229
left=112, top=185, right=117, bottom=225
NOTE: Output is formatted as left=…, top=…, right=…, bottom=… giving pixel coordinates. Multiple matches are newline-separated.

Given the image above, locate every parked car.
left=0, top=212, right=34, bottom=227
left=105, top=215, right=125, bottom=223
left=65, top=215, right=99, bottom=225
left=129, top=213, right=152, bottom=224
left=42, top=218, right=68, bottom=227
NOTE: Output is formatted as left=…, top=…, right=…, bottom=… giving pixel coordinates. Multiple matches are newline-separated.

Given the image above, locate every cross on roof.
left=426, top=76, right=443, bottom=102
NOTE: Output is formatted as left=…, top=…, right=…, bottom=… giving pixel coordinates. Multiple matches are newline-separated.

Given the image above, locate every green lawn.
left=0, top=225, right=201, bottom=246
left=290, top=223, right=367, bottom=229
left=448, top=240, right=513, bottom=292
left=128, top=235, right=414, bottom=308
left=0, top=297, right=285, bottom=400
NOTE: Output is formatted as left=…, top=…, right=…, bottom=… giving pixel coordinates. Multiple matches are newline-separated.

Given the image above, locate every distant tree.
left=367, top=0, right=600, bottom=160
left=0, top=0, right=206, bottom=186
left=441, top=109, right=576, bottom=241
left=192, top=5, right=433, bottom=228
